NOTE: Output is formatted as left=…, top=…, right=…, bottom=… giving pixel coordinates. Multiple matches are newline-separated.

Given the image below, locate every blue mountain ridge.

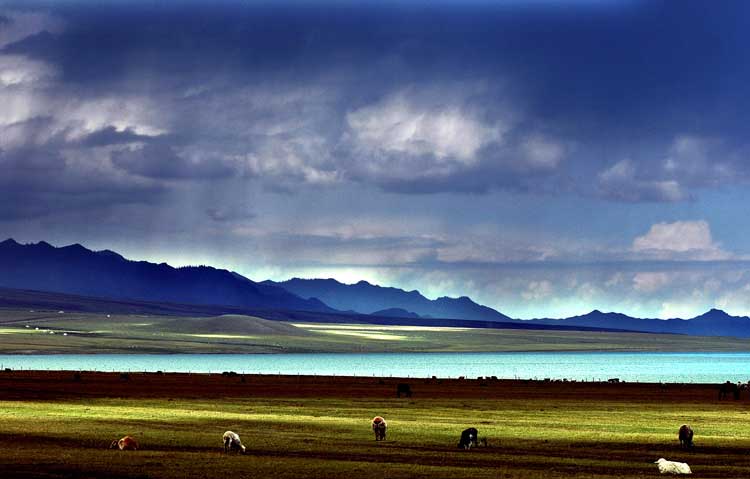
left=529, top=308, right=750, bottom=338
left=0, top=239, right=331, bottom=313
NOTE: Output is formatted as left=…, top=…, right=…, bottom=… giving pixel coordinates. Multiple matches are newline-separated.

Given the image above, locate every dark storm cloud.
left=0, top=139, right=164, bottom=221
left=4, top=1, right=750, bottom=200
left=111, top=143, right=237, bottom=180
left=240, top=230, right=448, bottom=267
left=79, top=127, right=160, bottom=147
left=595, top=137, right=750, bottom=203
left=0, top=144, right=66, bottom=178
left=0, top=184, right=163, bottom=221
left=5, top=1, right=750, bottom=319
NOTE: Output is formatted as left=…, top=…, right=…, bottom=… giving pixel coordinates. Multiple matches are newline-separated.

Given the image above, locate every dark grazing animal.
left=371, top=416, right=387, bottom=441
left=396, top=383, right=412, bottom=398
left=719, top=381, right=740, bottom=400
left=457, top=427, right=479, bottom=449
left=678, top=425, right=694, bottom=449
left=109, top=435, right=139, bottom=451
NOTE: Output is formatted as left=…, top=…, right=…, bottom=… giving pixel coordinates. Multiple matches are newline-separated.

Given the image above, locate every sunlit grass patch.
left=185, top=334, right=258, bottom=339
left=293, top=323, right=472, bottom=332
left=312, top=330, right=411, bottom=341
left=0, top=328, right=43, bottom=335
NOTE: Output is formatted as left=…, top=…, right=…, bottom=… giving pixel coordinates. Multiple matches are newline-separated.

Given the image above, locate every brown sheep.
left=109, top=435, right=139, bottom=451
left=371, top=416, right=387, bottom=441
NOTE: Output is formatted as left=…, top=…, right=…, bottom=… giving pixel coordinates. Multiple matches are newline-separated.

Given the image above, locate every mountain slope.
left=266, top=278, right=512, bottom=322
left=161, top=315, right=312, bottom=336
left=371, top=308, right=421, bottom=319
left=0, top=239, right=332, bottom=312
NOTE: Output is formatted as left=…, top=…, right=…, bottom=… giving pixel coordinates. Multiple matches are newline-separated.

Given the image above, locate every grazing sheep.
left=678, top=425, right=694, bottom=449
left=371, top=416, right=387, bottom=441
left=223, top=430, right=246, bottom=454
left=655, top=458, right=692, bottom=474
left=109, top=435, right=139, bottom=451
left=457, top=427, right=479, bottom=449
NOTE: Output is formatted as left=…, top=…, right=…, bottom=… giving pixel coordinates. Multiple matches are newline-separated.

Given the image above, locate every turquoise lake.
left=1, top=352, right=749, bottom=383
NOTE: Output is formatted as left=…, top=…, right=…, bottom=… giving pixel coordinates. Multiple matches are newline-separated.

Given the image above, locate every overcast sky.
left=3, top=0, right=750, bottom=319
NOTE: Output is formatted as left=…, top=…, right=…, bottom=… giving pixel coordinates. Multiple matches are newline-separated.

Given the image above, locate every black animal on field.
left=678, top=424, right=694, bottom=449
left=457, top=427, right=479, bottom=449
left=719, top=381, right=740, bottom=400
left=396, top=383, right=412, bottom=398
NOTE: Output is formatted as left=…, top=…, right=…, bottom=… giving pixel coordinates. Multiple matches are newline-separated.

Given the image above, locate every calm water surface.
left=1, top=352, right=750, bottom=383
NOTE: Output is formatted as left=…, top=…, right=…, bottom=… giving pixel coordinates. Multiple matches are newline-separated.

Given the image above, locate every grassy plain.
left=1, top=308, right=750, bottom=353
left=1, top=372, right=750, bottom=478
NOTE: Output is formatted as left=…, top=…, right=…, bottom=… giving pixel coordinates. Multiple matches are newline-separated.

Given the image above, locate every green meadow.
left=2, top=394, right=750, bottom=478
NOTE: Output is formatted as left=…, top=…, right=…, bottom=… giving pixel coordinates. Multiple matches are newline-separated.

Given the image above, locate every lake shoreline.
left=2, top=351, right=750, bottom=383
left=0, top=369, right=736, bottom=402
left=3, top=347, right=750, bottom=355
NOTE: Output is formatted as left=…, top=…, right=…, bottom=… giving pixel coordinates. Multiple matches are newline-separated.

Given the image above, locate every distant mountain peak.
left=96, top=249, right=125, bottom=261
left=696, top=308, right=732, bottom=319
left=60, top=243, right=89, bottom=253
left=0, top=238, right=19, bottom=247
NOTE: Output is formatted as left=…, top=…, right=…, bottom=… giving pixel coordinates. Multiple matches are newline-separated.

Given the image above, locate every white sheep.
left=223, top=430, right=246, bottom=454
left=655, top=458, right=692, bottom=474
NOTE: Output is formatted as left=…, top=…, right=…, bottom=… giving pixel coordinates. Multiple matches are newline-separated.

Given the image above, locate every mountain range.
left=264, top=278, right=512, bottom=322
left=2, top=238, right=750, bottom=337
left=530, top=309, right=750, bottom=338
left=0, top=239, right=330, bottom=313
